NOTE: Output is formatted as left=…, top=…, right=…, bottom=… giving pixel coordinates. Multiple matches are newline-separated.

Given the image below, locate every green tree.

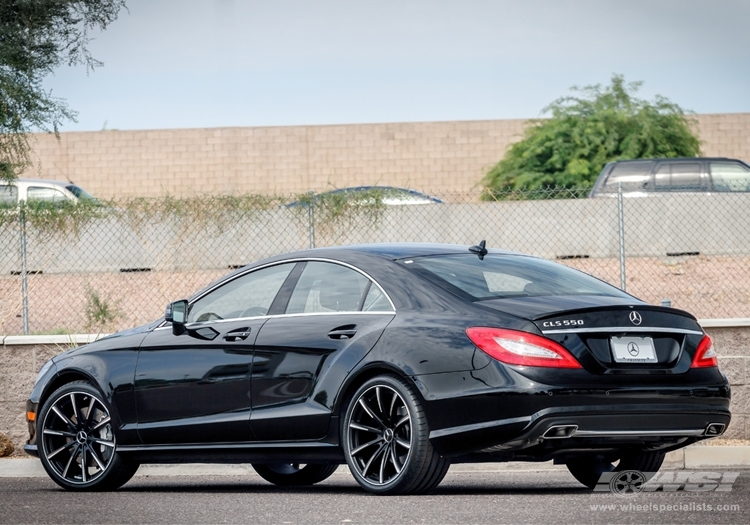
left=0, top=0, right=125, bottom=181
left=482, top=75, right=701, bottom=198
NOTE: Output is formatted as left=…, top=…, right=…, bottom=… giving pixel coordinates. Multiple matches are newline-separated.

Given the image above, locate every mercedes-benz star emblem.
left=627, top=342, right=640, bottom=356
left=629, top=311, right=642, bottom=325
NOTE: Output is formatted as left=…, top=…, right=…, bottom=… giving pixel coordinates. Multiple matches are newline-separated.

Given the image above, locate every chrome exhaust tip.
left=542, top=425, right=578, bottom=439
left=704, top=423, right=726, bottom=436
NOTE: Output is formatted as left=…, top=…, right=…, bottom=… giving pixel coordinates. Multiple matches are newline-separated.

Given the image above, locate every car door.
left=134, top=262, right=297, bottom=444
left=250, top=260, right=395, bottom=441
left=654, top=161, right=705, bottom=192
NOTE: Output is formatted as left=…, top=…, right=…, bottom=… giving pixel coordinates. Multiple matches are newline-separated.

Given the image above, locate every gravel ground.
left=1, top=254, right=747, bottom=335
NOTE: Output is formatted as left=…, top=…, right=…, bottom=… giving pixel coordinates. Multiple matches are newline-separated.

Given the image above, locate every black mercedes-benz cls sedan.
left=25, top=243, right=730, bottom=494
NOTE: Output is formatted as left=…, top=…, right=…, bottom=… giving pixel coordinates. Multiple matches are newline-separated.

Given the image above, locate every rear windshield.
left=408, top=254, right=629, bottom=300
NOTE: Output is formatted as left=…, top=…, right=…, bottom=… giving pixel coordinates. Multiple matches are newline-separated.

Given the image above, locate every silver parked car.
left=590, top=157, right=750, bottom=196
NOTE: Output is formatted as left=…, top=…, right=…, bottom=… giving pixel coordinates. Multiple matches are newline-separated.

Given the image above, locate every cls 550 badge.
left=542, top=320, right=585, bottom=327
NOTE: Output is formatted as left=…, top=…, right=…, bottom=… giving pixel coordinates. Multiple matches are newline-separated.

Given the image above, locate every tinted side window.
left=710, top=162, right=750, bottom=192
left=27, top=186, right=68, bottom=203
left=0, top=185, right=18, bottom=207
left=654, top=163, right=702, bottom=191
left=188, top=263, right=294, bottom=322
left=602, top=161, right=654, bottom=191
left=286, top=262, right=370, bottom=313
left=362, top=285, right=393, bottom=312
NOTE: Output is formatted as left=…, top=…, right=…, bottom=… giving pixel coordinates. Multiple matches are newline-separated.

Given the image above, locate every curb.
left=3, top=447, right=749, bottom=478
left=0, top=459, right=567, bottom=478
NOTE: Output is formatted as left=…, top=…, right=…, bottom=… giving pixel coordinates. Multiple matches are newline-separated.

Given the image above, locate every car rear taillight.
left=691, top=335, right=718, bottom=368
left=466, top=327, right=582, bottom=369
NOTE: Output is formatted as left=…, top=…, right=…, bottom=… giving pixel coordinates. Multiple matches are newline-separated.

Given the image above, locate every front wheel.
left=566, top=450, right=665, bottom=489
left=37, top=381, right=139, bottom=491
left=251, top=463, right=338, bottom=486
left=343, top=375, right=449, bottom=495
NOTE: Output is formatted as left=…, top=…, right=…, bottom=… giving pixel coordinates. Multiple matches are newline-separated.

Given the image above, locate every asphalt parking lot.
left=1, top=465, right=748, bottom=524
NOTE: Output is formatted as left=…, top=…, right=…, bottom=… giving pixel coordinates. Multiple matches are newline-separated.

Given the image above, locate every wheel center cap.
left=383, top=428, right=394, bottom=443
left=76, top=431, right=88, bottom=444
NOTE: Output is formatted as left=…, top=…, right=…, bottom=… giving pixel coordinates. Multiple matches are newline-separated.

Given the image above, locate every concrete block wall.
left=1, top=325, right=747, bottom=456
left=24, top=120, right=523, bottom=199
left=696, top=113, right=750, bottom=161
left=710, top=326, right=750, bottom=440
left=0, top=340, right=59, bottom=456
left=23, top=113, right=749, bottom=200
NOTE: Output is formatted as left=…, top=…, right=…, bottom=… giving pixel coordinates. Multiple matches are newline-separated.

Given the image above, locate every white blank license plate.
left=611, top=336, right=657, bottom=363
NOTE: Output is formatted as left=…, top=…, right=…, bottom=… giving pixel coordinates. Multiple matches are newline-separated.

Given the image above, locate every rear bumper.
left=416, top=361, right=731, bottom=458
left=428, top=403, right=731, bottom=457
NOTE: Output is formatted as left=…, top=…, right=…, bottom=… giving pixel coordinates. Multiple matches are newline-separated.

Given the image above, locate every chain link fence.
left=1, top=188, right=748, bottom=335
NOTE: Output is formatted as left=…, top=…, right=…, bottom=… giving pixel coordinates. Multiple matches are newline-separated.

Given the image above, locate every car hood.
left=97, top=319, right=162, bottom=341
left=53, top=319, right=161, bottom=361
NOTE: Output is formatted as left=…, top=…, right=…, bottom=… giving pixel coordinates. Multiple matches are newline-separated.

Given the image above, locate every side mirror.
left=166, top=300, right=188, bottom=335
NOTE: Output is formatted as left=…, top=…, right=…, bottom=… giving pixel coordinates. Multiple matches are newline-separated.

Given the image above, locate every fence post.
left=307, top=190, right=315, bottom=249
left=617, top=182, right=627, bottom=291
left=19, top=201, right=29, bottom=334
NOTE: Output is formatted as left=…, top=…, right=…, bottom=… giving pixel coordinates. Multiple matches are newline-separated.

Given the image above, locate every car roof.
left=607, top=157, right=748, bottom=165
left=190, top=242, right=526, bottom=302
left=331, top=242, right=517, bottom=259
left=0, top=178, right=74, bottom=186
left=324, top=186, right=441, bottom=199
left=258, top=243, right=521, bottom=264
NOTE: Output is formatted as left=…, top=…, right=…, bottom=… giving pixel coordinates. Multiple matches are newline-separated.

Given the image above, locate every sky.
left=43, top=0, right=750, bottom=132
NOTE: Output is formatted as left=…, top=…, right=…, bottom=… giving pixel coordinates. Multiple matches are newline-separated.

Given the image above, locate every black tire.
left=37, top=381, right=139, bottom=491
left=342, top=375, right=449, bottom=495
left=251, top=463, right=339, bottom=486
left=566, top=450, right=666, bottom=489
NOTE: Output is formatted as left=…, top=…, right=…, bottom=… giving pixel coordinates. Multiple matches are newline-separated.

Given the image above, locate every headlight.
left=34, top=360, right=54, bottom=386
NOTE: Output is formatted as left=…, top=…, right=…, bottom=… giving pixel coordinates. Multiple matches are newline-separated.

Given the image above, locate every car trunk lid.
left=478, top=297, right=704, bottom=373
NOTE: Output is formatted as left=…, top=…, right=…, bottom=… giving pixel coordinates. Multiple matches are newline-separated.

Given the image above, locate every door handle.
left=328, top=325, right=357, bottom=340
left=223, top=327, right=251, bottom=341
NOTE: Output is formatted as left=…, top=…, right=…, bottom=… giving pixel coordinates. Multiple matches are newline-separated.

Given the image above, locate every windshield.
left=66, top=185, right=99, bottom=203
left=408, top=254, right=629, bottom=300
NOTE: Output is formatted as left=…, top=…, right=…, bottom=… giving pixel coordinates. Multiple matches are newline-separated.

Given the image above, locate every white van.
left=0, top=178, right=98, bottom=206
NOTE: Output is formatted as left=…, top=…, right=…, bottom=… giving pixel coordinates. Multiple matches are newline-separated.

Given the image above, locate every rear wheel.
left=566, top=450, right=665, bottom=489
left=37, top=381, right=139, bottom=491
left=343, top=375, right=449, bottom=495
left=251, top=463, right=338, bottom=486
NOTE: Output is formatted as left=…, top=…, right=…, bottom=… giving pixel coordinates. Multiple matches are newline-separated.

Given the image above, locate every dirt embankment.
left=1, top=255, right=748, bottom=336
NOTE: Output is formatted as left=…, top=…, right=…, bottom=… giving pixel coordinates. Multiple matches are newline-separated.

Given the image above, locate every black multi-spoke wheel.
left=38, top=381, right=139, bottom=491
left=251, top=463, right=339, bottom=486
left=343, top=375, right=448, bottom=495
left=566, top=450, right=665, bottom=489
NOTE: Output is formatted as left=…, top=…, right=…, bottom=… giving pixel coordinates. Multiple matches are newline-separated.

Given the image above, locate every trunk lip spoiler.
left=541, top=326, right=703, bottom=336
